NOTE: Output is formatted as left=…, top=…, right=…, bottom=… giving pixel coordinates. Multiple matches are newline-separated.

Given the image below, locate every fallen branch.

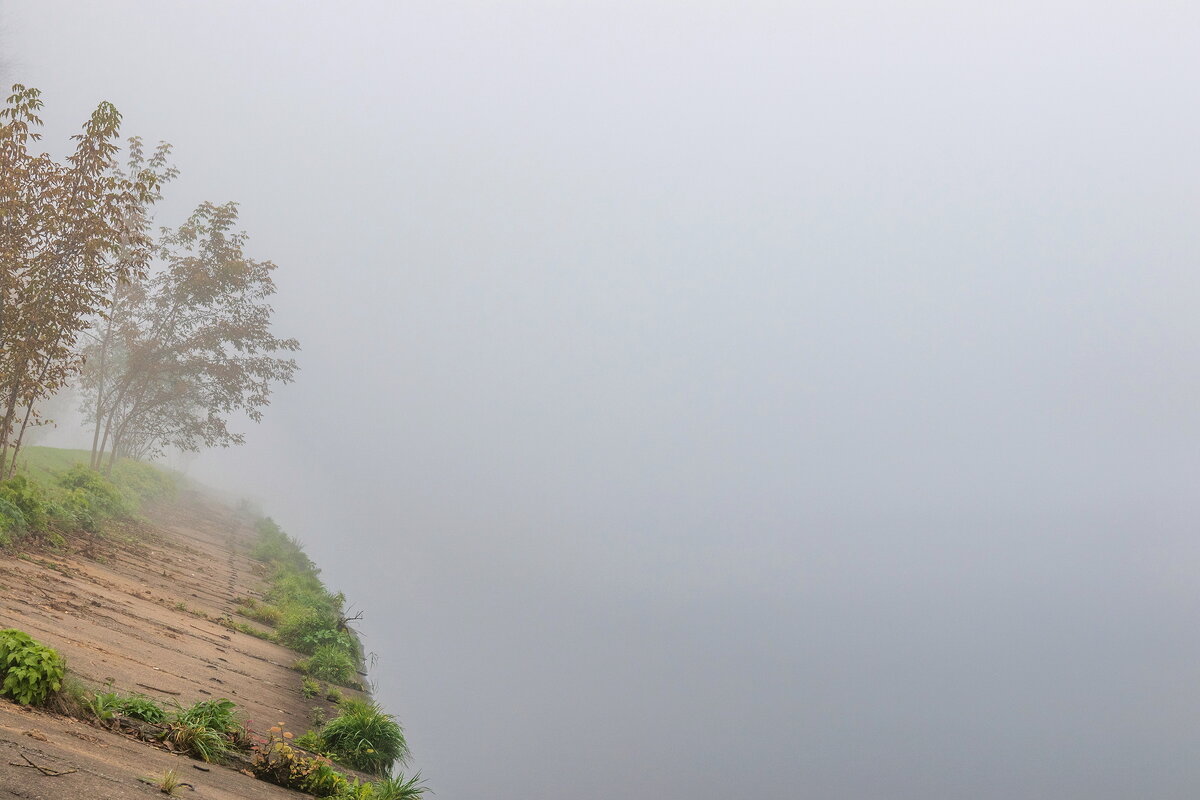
left=9, top=752, right=77, bottom=776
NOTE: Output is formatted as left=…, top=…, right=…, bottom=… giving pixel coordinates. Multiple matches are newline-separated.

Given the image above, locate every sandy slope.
left=0, top=489, right=359, bottom=798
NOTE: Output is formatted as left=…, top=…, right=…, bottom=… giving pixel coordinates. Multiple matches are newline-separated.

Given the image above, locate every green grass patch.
left=248, top=518, right=363, bottom=684
left=0, top=447, right=177, bottom=544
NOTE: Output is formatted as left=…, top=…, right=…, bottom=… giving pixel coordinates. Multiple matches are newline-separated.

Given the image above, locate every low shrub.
left=0, top=475, right=49, bottom=532
left=0, top=496, right=26, bottom=541
left=0, top=628, right=65, bottom=705
left=321, top=699, right=408, bottom=777
left=277, top=607, right=346, bottom=654
left=57, top=465, right=132, bottom=522
left=300, top=646, right=358, bottom=686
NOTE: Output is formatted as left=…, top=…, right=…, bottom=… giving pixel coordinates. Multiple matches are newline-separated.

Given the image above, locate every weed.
left=310, top=705, right=329, bottom=727
left=49, top=675, right=91, bottom=717
left=326, top=687, right=343, bottom=704
left=302, top=676, right=322, bottom=699
left=155, top=768, right=182, bottom=796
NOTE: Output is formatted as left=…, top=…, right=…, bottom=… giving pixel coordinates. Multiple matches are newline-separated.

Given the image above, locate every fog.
left=5, top=1, right=1200, bottom=797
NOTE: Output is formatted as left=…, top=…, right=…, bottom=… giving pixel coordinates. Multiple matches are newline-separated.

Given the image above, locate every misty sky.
left=4, top=2, right=1200, bottom=797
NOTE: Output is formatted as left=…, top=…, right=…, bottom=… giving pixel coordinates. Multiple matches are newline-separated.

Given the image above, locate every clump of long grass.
left=162, top=698, right=244, bottom=762
left=372, top=772, right=429, bottom=799
left=321, top=699, right=408, bottom=776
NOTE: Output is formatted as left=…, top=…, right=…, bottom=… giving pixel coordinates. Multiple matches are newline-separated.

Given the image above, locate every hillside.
left=0, top=452, right=405, bottom=799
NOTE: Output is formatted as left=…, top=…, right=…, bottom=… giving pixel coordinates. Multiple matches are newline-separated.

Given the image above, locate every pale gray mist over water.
left=4, top=2, right=1200, bottom=797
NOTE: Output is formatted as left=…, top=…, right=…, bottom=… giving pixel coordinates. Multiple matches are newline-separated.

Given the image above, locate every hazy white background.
left=5, top=2, right=1200, bottom=797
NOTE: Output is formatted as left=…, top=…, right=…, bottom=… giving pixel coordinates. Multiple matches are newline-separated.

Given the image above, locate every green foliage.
left=110, top=459, right=176, bottom=505
left=295, top=729, right=327, bottom=752
left=249, top=516, right=364, bottom=673
left=321, top=699, right=408, bottom=777
left=237, top=597, right=283, bottom=626
left=174, top=697, right=241, bottom=736
left=326, top=686, right=344, bottom=704
left=278, top=606, right=346, bottom=654
left=299, top=646, right=358, bottom=686
left=0, top=628, right=65, bottom=705
left=57, top=465, right=132, bottom=528
left=252, top=730, right=350, bottom=797
left=0, top=475, right=49, bottom=531
left=90, top=691, right=167, bottom=723
left=371, top=773, right=429, bottom=800
left=0, top=496, right=26, bottom=539
left=164, top=698, right=244, bottom=762
left=252, top=517, right=314, bottom=572
left=0, top=449, right=177, bottom=540
left=164, top=721, right=229, bottom=763
left=302, top=676, right=322, bottom=699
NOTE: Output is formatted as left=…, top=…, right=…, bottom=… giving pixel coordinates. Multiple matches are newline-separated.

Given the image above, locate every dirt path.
left=0, top=490, right=357, bottom=798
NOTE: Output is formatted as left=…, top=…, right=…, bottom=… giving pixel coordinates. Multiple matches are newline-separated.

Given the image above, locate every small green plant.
left=155, top=768, right=182, bottom=796
left=326, top=687, right=343, bottom=704
left=302, top=676, right=322, bottom=699
left=321, top=699, right=408, bottom=777
left=88, top=690, right=122, bottom=722
left=295, top=729, right=327, bottom=752
left=175, top=697, right=242, bottom=735
left=91, top=691, right=167, bottom=724
left=0, top=629, right=65, bottom=705
left=310, top=705, right=329, bottom=727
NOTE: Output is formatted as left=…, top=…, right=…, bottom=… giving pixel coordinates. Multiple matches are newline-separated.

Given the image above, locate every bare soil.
left=0, top=489, right=360, bottom=799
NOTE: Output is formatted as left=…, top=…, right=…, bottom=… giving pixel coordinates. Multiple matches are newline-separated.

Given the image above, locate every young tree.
left=82, top=201, right=299, bottom=469
left=79, top=136, right=178, bottom=468
left=0, top=85, right=157, bottom=476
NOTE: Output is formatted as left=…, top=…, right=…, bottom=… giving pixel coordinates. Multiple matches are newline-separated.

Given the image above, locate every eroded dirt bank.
left=0, top=489, right=357, bottom=798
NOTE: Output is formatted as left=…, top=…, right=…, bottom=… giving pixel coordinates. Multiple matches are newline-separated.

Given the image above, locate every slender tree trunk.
left=89, top=286, right=122, bottom=469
